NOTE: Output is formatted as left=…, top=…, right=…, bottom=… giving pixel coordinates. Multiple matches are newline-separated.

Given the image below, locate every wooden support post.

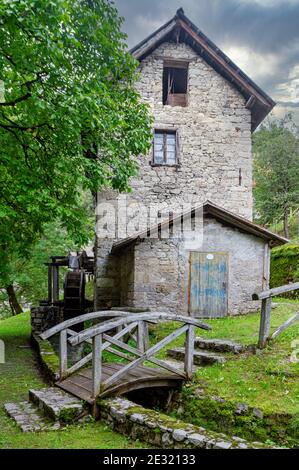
left=52, top=266, right=59, bottom=302
left=59, top=329, right=68, bottom=379
left=184, top=324, right=195, bottom=379
left=48, top=265, right=53, bottom=304
left=92, top=334, right=102, bottom=398
left=137, top=321, right=145, bottom=353
left=143, top=322, right=149, bottom=351
left=258, top=297, right=272, bottom=348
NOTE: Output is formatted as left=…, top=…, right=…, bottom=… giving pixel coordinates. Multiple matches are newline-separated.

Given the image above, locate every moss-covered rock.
left=169, top=386, right=298, bottom=447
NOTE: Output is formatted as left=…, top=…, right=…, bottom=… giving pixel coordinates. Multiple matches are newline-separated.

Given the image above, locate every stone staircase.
left=4, top=387, right=89, bottom=432
left=167, top=337, right=245, bottom=367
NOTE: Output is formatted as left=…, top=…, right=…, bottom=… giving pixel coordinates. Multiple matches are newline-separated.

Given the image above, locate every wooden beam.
left=184, top=325, right=195, bottom=379
left=40, top=310, right=137, bottom=340
left=245, top=95, right=256, bottom=110
left=271, top=313, right=299, bottom=340
left=253, top=281, right=299, bottom=300
left=92, top=334, right=102, bottom=398
left=132, top=20, right=176, bottom=60
left=258, top=298, right=272, bottom=348
left=177, top=19, right=271, bottom=108
left=69, top=313, right=211, bottom=346
left=47, top=265, right=53, bottom=304
left=102, top=334, right=186, bottom=378
left=64, top=323, right=138, bottom=377
left=102, top=324, right=189, bottom=388
left=59, top=329, right=68, bottom=379
left=52, top=266, right=59, bottom=303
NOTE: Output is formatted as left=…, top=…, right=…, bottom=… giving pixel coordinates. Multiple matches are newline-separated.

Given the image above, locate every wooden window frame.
left=152, top=129, right=180, bottom=167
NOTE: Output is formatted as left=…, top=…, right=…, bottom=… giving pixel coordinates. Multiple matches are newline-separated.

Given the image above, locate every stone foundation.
left=98, top=397, right=276, bottom=449
left=30, top=305, right=63, bottom=334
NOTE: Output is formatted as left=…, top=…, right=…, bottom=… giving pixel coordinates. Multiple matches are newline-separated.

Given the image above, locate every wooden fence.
left=252, top=281, right=299, bottom=348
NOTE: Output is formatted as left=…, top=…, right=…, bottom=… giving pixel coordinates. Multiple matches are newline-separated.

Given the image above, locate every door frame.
left=188, top=251, right=229, bottom=318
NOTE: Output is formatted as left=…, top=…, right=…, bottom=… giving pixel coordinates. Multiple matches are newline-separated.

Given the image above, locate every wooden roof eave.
left=111, top=202, right=288, bottom=253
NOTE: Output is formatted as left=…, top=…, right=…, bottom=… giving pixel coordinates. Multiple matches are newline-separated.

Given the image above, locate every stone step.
left=167, top=348, right=226, bottom=366
left=194, top=338, right=245, bottom=354
left=29, top=387, right=85, bottom=423
left=161, top=358, right=198, bottom=373
left=4, top=401, right=61, bottom=433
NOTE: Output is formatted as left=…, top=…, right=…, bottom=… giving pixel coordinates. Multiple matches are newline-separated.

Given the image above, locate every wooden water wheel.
left=63, top=271, right=86, bottom=331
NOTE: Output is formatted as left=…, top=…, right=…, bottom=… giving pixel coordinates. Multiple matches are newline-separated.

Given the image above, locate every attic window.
left=163, top=62, right=188, bottom=107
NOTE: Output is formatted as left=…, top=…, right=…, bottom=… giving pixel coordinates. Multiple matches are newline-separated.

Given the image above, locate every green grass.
left=152, top=301, right=299, bottom=414
left=0, top=312, right=147, bottom=449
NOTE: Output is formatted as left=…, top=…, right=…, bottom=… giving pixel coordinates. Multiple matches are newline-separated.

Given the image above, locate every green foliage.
left=0, top=212, right=93, bottom=317
left=270, top=244, right=299, bottom=297
left=0, top=0, right=152, bottom=287
left=253, top=114, right=299, bottom=236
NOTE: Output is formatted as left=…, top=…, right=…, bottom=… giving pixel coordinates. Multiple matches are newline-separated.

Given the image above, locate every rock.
left=4, top=401, right=61, bottom=433
left=29, top=387, right=84, bottom=423
left=253, top=408, right=263, bottom=419
left=188, top=433, right=207, bottom=448
left=214, top=440, right=232, bottom=449
left=167, top=348, right=226, bottom=365
left=130, top=413, right=146, bottom=424
left=162, top=432, right=173, bottom=446
left=235, top=403, right=249, bottom=415
left=195, top=338, right=245, bottom=354
left=173, top=429, right=188, bottom=442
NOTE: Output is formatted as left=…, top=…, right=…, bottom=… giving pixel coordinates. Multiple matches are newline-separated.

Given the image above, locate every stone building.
left=95, top=9, right=287, bottom=317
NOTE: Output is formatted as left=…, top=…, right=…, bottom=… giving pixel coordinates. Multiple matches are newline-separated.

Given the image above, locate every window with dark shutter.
left=153, top=130, right=178, bottom=166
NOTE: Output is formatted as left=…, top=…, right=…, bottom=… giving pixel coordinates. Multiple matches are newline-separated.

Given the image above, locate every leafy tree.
left=253, top=114, right=299, bottom=238
left=0, top=0, right=152, bottom=312
left=0, top=217, right=91, bottom=318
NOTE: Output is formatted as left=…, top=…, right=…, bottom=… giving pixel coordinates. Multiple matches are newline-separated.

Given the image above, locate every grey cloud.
left=114, top=0, right=299, bottom=53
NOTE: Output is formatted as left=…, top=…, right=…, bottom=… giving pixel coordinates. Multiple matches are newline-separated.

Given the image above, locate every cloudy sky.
left=114, top=0, right=299, bottom=124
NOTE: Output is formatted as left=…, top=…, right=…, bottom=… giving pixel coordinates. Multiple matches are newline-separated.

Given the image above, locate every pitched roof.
left=130, top=8, right=275, bottom=131
left=111, top=201, right=288, bottom=253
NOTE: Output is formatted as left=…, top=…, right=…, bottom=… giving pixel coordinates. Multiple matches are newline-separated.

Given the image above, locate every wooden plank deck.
left=56, top=362, right=184, bottom=403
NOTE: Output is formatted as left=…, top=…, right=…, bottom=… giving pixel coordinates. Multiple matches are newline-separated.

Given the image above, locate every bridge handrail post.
left=92, top=333, right=102, bottom=398
left=184, top=324, right=195, bottom=379
left=59, top=329, right=68, bottom=380
left=137, top=320, right=148, bottom=353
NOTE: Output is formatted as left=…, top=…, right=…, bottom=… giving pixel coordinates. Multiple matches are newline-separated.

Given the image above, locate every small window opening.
left=239, top=168, right=242, bottom=186
left=153, top=130, right=177, bottom=166
left=163, top=64, right=188, bottom=107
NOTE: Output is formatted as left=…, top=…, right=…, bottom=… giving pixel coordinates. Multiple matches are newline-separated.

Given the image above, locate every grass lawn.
left=153, top=300, right=299, bottom=414
left=0, top=312, right=147, bottom=449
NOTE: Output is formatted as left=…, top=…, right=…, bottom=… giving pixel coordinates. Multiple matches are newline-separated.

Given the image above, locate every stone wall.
left=31, top=306, right=63, bottom=334
left=131, top=41, right=252, bottom=219
left=117, top=217, right=267, bottom=315
left=98, top=397, right=274, bottom=449
left=96, top=40, right=254, bottom=310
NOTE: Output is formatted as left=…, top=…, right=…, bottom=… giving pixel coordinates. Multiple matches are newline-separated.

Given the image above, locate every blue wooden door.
left=189, top=252, right=228, bottom=318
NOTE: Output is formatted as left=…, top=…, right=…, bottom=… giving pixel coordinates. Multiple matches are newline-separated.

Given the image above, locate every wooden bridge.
left=40, top=311, right=211, bottom=404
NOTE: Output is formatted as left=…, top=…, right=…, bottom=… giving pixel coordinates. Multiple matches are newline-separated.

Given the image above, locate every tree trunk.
left=6, top=284, right=23, bottom=315
left=283, top=207, right=290, bottom=239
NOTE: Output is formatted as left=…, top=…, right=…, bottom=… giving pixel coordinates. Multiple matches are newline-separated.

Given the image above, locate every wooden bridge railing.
left=41, top=311, right=211, bottom=399
left=253, top=281, right=299, bottom=348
